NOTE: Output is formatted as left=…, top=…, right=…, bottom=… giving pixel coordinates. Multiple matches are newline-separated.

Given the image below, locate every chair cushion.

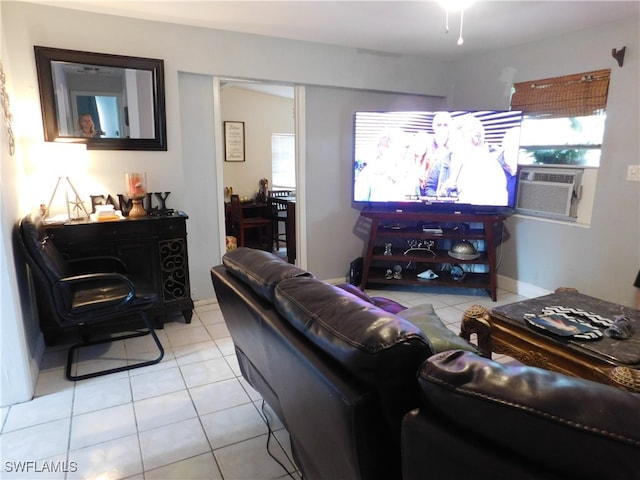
left=396, top=304, right=478, bottom=353
left=222, top=247, right=311, bottom=303
left=70, top=276, right=157, bottom=315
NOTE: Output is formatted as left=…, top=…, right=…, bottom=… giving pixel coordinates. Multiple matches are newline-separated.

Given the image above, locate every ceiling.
left=25, top=1, right=640, bottom=60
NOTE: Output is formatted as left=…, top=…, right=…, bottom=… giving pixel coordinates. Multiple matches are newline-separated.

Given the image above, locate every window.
left=511, top=69, right=610, bottom=167
left=271, top=133, right=296, bottom=189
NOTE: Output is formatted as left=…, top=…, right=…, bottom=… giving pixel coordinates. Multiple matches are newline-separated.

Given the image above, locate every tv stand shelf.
left=359, top=211, right=506, bottom=301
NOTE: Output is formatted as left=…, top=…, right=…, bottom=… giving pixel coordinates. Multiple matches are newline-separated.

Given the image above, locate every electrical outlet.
left=627, top=165, right=640, bottom=182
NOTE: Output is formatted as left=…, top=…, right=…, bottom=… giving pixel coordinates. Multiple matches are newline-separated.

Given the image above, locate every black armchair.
left=18, top=214, right=164, bottom=381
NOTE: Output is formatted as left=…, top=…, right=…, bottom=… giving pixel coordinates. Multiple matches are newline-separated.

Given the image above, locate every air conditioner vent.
left=530, top=172, right=576, bottom=184
left=516, top=167, right=583, bottom=220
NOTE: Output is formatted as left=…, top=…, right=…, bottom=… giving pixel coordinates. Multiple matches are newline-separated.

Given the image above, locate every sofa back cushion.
left=274, top=276, right=434, bottom=444
left=417, top=350, right=640, bottom=479
left=222, top=247, right=311, bottom=303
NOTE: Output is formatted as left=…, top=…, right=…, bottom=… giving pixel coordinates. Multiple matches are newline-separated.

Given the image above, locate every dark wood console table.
left=41, top=213, right=193, bottom=344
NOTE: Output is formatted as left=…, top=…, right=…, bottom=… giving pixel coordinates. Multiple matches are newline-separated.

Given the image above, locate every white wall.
left=0, top=2, right=44, bottom=407
left=221, top=87, right=294, bottom=198
left=178, top=72, right=220, bottom=302
left=450, top=16, right=640, bottom=306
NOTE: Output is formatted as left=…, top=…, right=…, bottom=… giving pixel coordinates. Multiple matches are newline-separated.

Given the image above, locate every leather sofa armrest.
left=412, top=350, right=640, bottom=480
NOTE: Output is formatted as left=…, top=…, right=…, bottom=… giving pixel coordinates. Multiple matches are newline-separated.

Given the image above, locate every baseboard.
left=497, top=275, right=552, bottom=298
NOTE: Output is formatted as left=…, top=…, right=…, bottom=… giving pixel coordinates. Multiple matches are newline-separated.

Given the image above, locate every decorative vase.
left=125, top=172, right=147, bottom=217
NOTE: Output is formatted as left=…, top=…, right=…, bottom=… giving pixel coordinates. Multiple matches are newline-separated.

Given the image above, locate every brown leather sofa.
left=211, top=247, right=640, bottom=480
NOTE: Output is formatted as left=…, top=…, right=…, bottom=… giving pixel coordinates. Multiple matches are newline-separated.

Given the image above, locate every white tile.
left=127, top=355, right=179, bottom=377
left=214, top=336, right=236, bottom=356
left=205, top=322, right=230, bottom=340
left=130, top=367, right=186, bottom=401
left=67, top=433, right=142, bottom=480
left=166, top=325, right=212, bottom=348
left=179, top=357, right=235, bottom=389
left=433, top=305, right=466, bottom=325
left=134, top=389, right=197, bottom=432
left=0, top=417, right=70, bottom=462
left=73, top=376, right=132, bottom=415
left=76, top=338, right=127, bottom=362
left=194, top=299, right=220, bottom=312
left=200, top=403, right=267, bottom=449
left=214, top=433, right=295, bottom=480
left=163, top=318, right=203, bottom=333
left=123, top=330, right=167, bottom=356
left=73, top=355, right=129, bottom=380
left=190, top=378, right=252, bottom=416
left=173, top=340, right=222, bottom=366
left=3, top=390, right=73, bottom=432
left=33, top=368, right=73, bottom=398
left=71, top=368, right=129, bottom=386
left=224, top=354, right=242, bottom=377
left=70, top=403, right=137, bottom=450
left=144, top=452, right=222, bottom=480
left=139, top=417, right=210, bottom=472
left=196, top=307, right=226, bottom=326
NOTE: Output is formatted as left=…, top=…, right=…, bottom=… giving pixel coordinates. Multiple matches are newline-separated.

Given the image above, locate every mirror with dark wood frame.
left=34, top=46, right=167, bottom=151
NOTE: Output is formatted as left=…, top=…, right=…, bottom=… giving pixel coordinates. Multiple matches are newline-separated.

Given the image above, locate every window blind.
left=511, top=69, right=611, bottom=118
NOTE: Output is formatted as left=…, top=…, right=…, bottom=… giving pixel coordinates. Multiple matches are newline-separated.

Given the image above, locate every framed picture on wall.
left=224, top=121, right=245, bottom=162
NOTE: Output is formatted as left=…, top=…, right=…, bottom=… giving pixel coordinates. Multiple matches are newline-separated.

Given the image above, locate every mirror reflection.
left=52, top=61, right=155, bottom=139
left=35, top=46, right=167, bottom=151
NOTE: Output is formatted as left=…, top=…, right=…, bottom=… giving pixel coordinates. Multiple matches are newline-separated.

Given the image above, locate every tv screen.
left=353, top=110, right=523, bottom=213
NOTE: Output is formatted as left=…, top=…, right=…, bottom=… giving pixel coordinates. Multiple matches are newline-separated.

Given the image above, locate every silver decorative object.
left=404, top=239, right=436, bottom=257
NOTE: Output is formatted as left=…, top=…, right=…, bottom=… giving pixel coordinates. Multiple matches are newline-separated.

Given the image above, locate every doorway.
left=216, top=78, right=305, bottom=266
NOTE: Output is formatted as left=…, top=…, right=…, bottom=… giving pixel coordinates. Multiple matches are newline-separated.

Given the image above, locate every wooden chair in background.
left=229, top=194, right=273, bottom=251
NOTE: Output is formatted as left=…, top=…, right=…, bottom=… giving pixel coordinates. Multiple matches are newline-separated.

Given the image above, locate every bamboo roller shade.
left=511, top=69, right=611, bottom=118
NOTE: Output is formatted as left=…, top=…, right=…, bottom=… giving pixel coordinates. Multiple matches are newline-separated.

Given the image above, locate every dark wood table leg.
left=286, top=202, right=296, bottom=264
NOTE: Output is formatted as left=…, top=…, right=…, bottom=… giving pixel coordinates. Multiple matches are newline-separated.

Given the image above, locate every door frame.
left=213, top=77, right=306, bottom=268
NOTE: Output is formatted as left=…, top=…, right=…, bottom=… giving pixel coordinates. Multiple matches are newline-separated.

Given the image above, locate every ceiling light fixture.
left=439, top=0, right=474, bottom=46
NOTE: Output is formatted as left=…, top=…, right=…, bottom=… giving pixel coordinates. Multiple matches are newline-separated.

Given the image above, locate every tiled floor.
left=0, top=286, right=525, bottom=480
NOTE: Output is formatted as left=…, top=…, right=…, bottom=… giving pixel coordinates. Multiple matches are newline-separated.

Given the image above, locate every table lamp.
left=41, top=142, right=90, bottom=220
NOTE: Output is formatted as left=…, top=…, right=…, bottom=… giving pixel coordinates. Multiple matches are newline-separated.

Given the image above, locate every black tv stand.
left=359, top=210, right=506, bottom=301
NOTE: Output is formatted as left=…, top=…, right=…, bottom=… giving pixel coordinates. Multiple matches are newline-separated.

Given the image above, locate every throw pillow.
left=396, top=304, right=478, bottom=353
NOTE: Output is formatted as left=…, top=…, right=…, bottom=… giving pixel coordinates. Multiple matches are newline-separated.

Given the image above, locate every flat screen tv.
left=353, top=110, right=523, bottom=214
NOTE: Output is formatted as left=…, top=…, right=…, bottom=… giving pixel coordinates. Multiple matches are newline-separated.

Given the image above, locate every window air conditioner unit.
left=516, top=167, right=583, bottom=221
